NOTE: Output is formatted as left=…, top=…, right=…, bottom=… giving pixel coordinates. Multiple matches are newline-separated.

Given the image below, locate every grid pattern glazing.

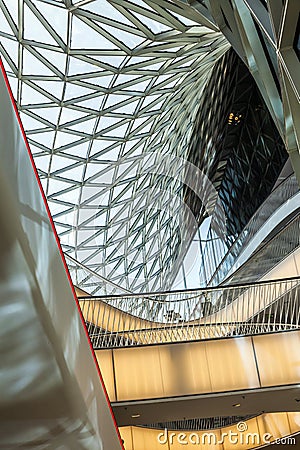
left=0, top=0, right=229, bottom=292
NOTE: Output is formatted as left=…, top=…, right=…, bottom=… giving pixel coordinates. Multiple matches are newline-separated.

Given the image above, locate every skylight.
left=0, top=0, right=229, bottom=293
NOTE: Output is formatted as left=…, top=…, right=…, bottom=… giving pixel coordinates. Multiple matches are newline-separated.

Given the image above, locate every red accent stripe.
left=0, top=58, right=124, bottom=449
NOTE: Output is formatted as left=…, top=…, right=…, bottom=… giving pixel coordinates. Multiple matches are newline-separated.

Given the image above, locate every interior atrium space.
left=0, top=0, right=299, bottom=449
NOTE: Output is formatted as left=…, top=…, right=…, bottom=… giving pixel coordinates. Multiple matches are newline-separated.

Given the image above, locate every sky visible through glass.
left=0, top=0, right=229, bottom=293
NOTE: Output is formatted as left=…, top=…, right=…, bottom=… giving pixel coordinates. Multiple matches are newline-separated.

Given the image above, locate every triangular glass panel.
left=31, top=106, right=61, bottom=124
left=47, top=177, right=74, bottom=196
left=23, top=3, right=59, bottom=46
left=80, top=185, right=104, bottom=203
left=20, top=113, right=49, bottom=131
left=58, top=141, right=89, bottom=159
left=22, top=49, right=55, bottom=78
left=29, top=130, right=55, bottom=148
left=39, top=48, right=67, bottom=74
left=123, top=78, right=151, bottom=92
left=21, top=82, right=53, bottom=105
left=54, top=130, right=79, bottom=148
left=67, top=117, right=97, bottom=135
left=93, top=213, right=108, bottom=227
left=34, top=154, right=51, bottom=173
left=59, top=107, right=90, bottom=125
left=67, top=56, right=104, bottom=76
left=1, top=35, right=18, bottom=67
left=0, top=8, right=15, bottom=35
left=48, top=200, right=72, bottom=216
left=102, top=122, right=130, bottom=138
left=58, top=164, right=84, bottom=181
left=32, top=0, right=68, bottom=44
left=103, top=23, right=145, bottom=49
left=32, top=79, right=64, bottom=101
left=104, top=94, right=128, bottom=109
left=88, top=166, right=115, bottom=184
left=54, top=185, right=81, bottom=204
left=77, top=208, right=99, bottom=227
left=92, top=54, right=126, bottom=68
left=130, top=11, right=172, bottom=34
left=50, top=155, right=77, bottom=172
left=89, top=139, right=117, bottom=158
left=71, top=16, right=120, bottom=50
left=83, top=75, right=113, bottom=88
left=79, top=96, right=102, bottom=111
left=97, top=146, right=121, bottom=162
left=6, top=75, right=18, bottom=99
left=64, top=81, right=97, bottom=101
left=110, top=99, right=140, bottom=114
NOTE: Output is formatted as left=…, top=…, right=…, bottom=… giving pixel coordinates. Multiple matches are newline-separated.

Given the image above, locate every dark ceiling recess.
left=184, top=48, right=287, bottom=246
left=142, top=415, right=255, bottom=431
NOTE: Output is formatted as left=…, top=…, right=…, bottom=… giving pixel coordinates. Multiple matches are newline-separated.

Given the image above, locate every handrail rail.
left=88, top=322, right=298, bottom=335
left=79, top=273, right=300, bottom=347
left=78, top=274, right=300, bottom=301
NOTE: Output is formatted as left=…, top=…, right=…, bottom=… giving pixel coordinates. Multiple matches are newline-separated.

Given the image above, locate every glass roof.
left=0, top=0, right=229, bottom=293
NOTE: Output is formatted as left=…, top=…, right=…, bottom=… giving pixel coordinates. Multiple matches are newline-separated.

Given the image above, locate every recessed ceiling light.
left=131, top=414, right=141, bottom=418
left=233, top=403, right=241, bottom=407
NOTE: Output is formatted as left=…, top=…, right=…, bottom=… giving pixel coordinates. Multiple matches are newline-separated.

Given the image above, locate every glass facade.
left=0, top=0, right=299, bottom=295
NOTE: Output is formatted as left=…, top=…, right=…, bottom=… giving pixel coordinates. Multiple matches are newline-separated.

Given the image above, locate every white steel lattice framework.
left=0, top=0, right=229, bottom=293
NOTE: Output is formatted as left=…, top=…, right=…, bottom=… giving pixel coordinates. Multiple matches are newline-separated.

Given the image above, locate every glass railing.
left=78, top=276, right=300, bottom=348
left=224, top=211, right=300, bottom=285
left=199, top=175, right=299, bottom=286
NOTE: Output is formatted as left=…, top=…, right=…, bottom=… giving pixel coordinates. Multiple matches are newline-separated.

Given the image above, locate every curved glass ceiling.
left=0, top=0, right=229, bottom=293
